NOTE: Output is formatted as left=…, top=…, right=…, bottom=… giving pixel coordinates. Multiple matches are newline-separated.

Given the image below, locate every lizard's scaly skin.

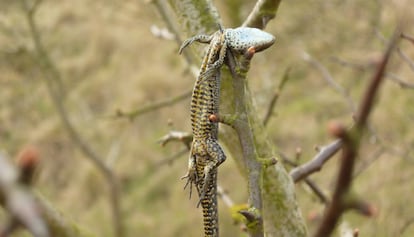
left=179, top=27, right=275, bottom=237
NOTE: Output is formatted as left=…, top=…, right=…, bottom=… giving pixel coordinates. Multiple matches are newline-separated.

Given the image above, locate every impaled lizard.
left=179, top=26, right=275, bottom=237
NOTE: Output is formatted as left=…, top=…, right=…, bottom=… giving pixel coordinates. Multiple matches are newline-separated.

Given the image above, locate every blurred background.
left=0, top=0, right=413, bottom=236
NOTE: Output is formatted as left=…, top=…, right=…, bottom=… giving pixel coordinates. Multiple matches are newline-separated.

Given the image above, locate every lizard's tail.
left=200, top=172, right=219, bottom=237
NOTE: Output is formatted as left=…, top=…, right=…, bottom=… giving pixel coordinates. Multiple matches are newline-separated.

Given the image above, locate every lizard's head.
left=225, top=27, right=275, bottom=54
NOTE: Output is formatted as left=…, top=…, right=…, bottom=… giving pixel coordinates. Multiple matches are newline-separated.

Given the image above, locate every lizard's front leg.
left=199, top=41, right=228, bottom=82
left=179, top=34, right=213, bottom=54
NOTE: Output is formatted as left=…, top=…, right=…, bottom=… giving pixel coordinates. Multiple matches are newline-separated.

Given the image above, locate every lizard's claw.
left=181, top=170, right=198, bottom=199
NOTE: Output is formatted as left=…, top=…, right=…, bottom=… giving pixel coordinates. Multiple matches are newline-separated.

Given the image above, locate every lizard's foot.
left=181, top=169, right=198, bottom=199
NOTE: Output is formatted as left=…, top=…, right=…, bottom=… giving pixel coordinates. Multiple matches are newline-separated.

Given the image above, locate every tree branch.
left=280, top=153, right=329, bottom=204
left=114, top=90, right=192, bottom=120
left=21, top=2, right=123, bottom=237
left=386, top=72, right=414, bottom=89
left=302, top=52, right=356, bottom=113
left=263, top=67, right=291, bottom=126
left=401, top=32, right=414, bottom=45
left=290, top=139, right=342, bottom=182
left=312, top=27, right=398, bottom=237
left=242, top=0, right=282, bottom=28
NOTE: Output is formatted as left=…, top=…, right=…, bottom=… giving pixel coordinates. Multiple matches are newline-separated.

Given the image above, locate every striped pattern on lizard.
left=179, top=26, right=275, bottom=237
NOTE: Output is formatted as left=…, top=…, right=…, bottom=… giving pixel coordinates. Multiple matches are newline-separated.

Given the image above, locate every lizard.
left=179, top=26, right=275, bottom=237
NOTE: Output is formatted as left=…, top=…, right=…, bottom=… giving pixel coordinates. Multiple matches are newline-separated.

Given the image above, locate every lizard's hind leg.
left=197, top=139, right=226, bottom=207
left=182, top=150, right=199, bottom=199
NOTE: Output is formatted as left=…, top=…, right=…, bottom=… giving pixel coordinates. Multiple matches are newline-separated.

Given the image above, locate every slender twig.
left=158, top=130, right=192, bottom=148
left=330, top=56, right=375, bottom=71
left=385, top=72, right=414, bottom=89
left=303, top=52, right=356, bottom=112
left=353, top=147, right=385, bottom=178
left=113, top=0, right=196, bottom=121
left=399, top=216, right=414, bottom=235
left=217, top=185, right=235, bottom=207
left=331, top=56, right=414, bottom=89
left=150, top=25, right=175, bottom=40
left=401, top=32, right=414, bottom=45
left=21, top=2, right=123, bottom=237
left=280, top=153, right=329, bottom=204
left=377, top=29, right=414, bottom=72
left=242, top=0, right=282, bottom=28
left=290, top=139, right=342, bottom=182
left=313, top=27, right=398, bottom=237
left=263, top=67, right=291, bottom=126
left=114, top=90, right=192, bottom=120
left=396, top=47, right=414, bottom=71
left=304, top=179, right=329, bottom=204
left=152, top=0, right=193, bottom=63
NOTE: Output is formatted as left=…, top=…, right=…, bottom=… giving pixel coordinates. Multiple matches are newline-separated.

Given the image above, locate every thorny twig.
left=313, top=27, right=399, bottom=237
left=21, top=1, right=124, bottom=237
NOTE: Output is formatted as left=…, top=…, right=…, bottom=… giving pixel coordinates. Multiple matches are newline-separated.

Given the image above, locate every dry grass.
left=1, top=0, right=414, bottom=236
